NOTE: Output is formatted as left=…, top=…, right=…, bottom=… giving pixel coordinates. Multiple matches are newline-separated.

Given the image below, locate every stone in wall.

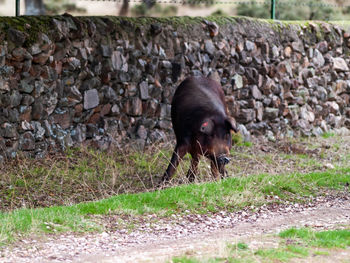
left=0, top=16, right=350, bottom=160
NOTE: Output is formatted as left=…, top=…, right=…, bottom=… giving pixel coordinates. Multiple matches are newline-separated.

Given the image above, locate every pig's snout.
left=217, top=156, right=231, bottom=165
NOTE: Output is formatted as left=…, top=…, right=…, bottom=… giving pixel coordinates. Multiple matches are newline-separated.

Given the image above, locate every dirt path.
left=2, top=195, right=349, bottom=263
left=79, top=197, right=350, bottom=263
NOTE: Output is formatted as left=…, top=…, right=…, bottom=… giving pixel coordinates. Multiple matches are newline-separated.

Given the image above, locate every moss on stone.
left=0, top=15, right=345, bottom=48
left=0, top=16, right=55, bottom=47
left=103, top=16, right=204, bottom=28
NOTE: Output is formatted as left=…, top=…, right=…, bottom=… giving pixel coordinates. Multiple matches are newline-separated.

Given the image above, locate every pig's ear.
left=200, top=119, right=214, bottom=135
left=226, top=117, right=238, bottom=133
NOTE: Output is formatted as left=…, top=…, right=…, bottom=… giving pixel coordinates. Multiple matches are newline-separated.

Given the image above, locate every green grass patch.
left=321, top=132, right=335, bottom=139
left=254, top=247, right=305, bottom=261
left=286, top=245, right=309, bottom=256
left=171, top=257, right=201, bottom=263
left=227, top=242, right=250, bottom=255
left=280, top=228, right=350, bottom=248
left=231, top=133, right=252, bottom=148
left=313, top=250, right=330, bottom=256
left=235, top=242, right=249, bottom=251
left=0, top=168, right=349, bottom=245
left=171, top=256, right=227, bottom=263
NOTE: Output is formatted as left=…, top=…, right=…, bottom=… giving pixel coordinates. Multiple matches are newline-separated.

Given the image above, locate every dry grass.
left=0, top=143, right=170, bottom=211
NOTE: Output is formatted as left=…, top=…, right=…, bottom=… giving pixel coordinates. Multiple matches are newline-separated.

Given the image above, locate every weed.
left=322, top=132, right=335, bottom=139
left=228, top=242, right=249, bottom=252
left=296, top=154, right=308, bottom=159
left=231, top=133, right=244, bottom=145
left=313, top=250, right=330, bottom=256
left=262, top=155, right=274, bottom=164
left=231, top=133, right=252, bottom=147
left=333, top=143, right=340, bottom=152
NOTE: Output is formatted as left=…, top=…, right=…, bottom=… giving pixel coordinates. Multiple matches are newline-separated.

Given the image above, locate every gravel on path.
left=1, top=195, right=349, bottom=263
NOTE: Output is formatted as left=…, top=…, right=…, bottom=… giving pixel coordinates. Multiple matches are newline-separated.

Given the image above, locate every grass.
left=171, top=257, right=226, bottom=263
left=280, top=228, right=350, bottom=248
left=322, top=132, right=335, bottom=139
left=0, top=167, right=349, bottom=245
left=230, top=242, right=249, bottom=251
left=172, top=228, right=350, bottom=262
left=172, top=257, right=202, bottom=263
left=231, top=133, right=253, bottom=147
left=254, top=246, right=308, bottom=261
left=250, top=228, right=350, bottom=262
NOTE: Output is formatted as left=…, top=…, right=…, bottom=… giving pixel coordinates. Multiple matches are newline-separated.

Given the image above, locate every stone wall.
left=1, top=16, right=350, bottom=160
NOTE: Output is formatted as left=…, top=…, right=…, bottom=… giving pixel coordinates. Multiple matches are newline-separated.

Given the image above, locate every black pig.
left=162, top=76, right=237, bottom=182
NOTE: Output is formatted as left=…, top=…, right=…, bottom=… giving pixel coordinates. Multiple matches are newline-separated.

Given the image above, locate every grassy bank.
left=1, top=167, right=349, bottom=245
left=2, top=134, right=349, bottom=212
